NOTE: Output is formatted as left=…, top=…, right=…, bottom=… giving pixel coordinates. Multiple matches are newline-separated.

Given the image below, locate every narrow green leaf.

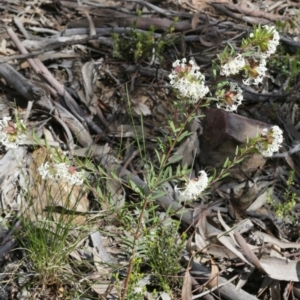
left=235, top=145, right=239, bottom=156
left=223, top=157, right=229, bottom=168
left=166, top=155, right=183, bottom=166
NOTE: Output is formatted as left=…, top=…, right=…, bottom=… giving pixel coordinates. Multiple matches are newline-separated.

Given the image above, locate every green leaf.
left=169, top=120, right=177, bottom=134
left=235, top=145, right=239, bottom=156
left=150, top=191, right=167, bottom=200
left=220, top=172, right=230, bottom=179
left=234, top=158, right=244, bottom=164
left=166, top=155, right=183, bottom=166
left=223, top=157, right=230, bottom=168
left=177, top=131, right=193, bottom=142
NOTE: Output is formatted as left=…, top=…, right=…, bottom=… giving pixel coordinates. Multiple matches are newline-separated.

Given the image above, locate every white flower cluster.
left=0, top=116, right=26, bottom=149
left=216, top=82, right=243, bottom=112
left=255, top=125, right=283, bottom=157
left=38, top=162, right=85, bottom=185
left=175, top=170, right=208, bottom=201
left=220, top=54, right=246, bottom=77
left=243, top=58, right=268, bottom=86
left=251, top=25, right=280, bottom=59
left=169, top=58, right=209, bottom=103
left=243, top=25, right=279, bottom=86
left=220, top=25, right=279, bottom=86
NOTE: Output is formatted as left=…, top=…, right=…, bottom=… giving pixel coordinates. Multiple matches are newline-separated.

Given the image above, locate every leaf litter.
left=0, top=0, right=300, bottom=299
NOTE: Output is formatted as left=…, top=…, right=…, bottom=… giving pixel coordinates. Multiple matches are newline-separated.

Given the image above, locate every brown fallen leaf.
left=207, top=258, right=219, bottom=289
left=28, top=147, right=89, bottom=225
left=182, top=268, right=193, bottom=300
left=191, top=12, right=201, bottom=30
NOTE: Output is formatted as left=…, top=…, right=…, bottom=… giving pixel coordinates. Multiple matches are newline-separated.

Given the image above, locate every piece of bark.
left=199, top=108, right=270, bottom=179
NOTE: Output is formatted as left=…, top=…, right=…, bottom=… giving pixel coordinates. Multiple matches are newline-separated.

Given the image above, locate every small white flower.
left=249, top=26, right=280, bottom=60
left=243, top=58, right=267, bottom=85
left=0, top=117, right=26, bottom=149
left=64, top=166, right=85, bottom=185
left=38, top=162, right=84, bottom=185
left=38, top=161, right=51, bottom=180
left=169, top=58, right=209, bottom=103
left=255, top=125, right=283, bottom=157
left=175, top=171, right=208, bottom=201
left=220, top=54, right=246, bottom=77
left=216, top=82, right=243, bottom=112
left=260, top=25, right=280, bottom=58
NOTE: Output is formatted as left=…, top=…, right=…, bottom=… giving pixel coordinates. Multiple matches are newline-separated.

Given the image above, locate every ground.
left=0, top=0, right=300, bottom=299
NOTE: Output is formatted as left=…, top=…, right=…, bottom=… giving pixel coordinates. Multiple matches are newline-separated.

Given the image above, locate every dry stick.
left=0, top=35, right=99, bottom=64
left=7, top=27, right=105, bottom=137
left=14, top=14, right=30, bottom=39
left=0, top=63, right=42, bottom=101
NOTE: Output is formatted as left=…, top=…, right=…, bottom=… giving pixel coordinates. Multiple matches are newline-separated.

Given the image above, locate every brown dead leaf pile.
left=0, top=0, right=300, bottom=299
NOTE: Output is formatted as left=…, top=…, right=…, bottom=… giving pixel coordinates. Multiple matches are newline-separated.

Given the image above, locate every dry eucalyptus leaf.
left=90, top=231, right=114, bottom=263
left=181, top=270, right=192, bottom=300
left=207, top=259, right=219, bottom=289
left=234, top=232, right=265, bottom=273
left=247, top=186, right=273, bottom=211
left=168, top=132, right=199, bottom=167
left=133, top=102, right=151, bottom=116
left=191, top=12, right=201, bottom=30
left=202, top=220, right=245, bottom=259
left=82, top=61, right=95, bottom=102
left=218, top=234, right=252, bottom=266
left=194, top=212, right=209, bottom=250
left=73, top=143, right=113, bottom=158
left=217, top=210, right=238, bottom=246
left=252, top=231, right=300, bottom=249
left=91, top=282, right=116, bottom=295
